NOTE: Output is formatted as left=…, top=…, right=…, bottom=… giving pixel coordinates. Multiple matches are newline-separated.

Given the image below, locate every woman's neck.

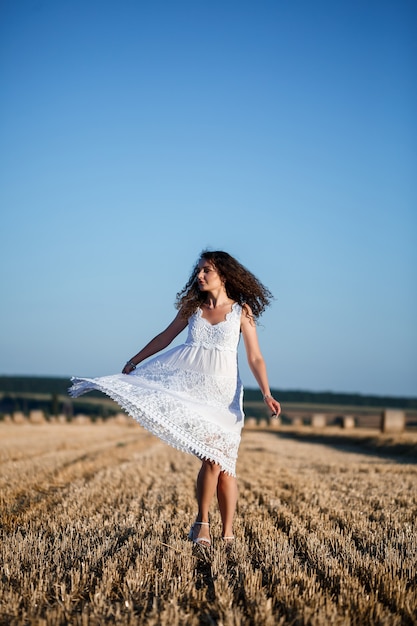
left=203, top=289, right=233, bottom=309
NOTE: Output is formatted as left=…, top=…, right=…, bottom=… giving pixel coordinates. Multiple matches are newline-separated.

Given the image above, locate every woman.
left=69, top=250, right=281, bottom=547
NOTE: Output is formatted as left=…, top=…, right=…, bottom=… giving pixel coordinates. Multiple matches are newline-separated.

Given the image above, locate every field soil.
left=1, top=422, right=416, bottom=625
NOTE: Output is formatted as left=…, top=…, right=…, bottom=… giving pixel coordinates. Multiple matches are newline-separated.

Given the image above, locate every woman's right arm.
left=122, top=310, right=188, bottom=373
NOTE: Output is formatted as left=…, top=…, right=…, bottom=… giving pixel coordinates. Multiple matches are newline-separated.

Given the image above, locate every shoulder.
left=172, top=308, right=190, bottom=329
left=179, top=305, right=201, bottom=326
left=240, top=303, right=256, bottom=328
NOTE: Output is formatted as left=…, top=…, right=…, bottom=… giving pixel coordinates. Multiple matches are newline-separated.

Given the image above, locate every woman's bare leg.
left=217, top=472, right=238, bottom=539
left=193, top=460, right=221, bottom=542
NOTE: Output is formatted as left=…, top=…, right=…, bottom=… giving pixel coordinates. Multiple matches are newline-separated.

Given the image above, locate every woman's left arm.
left=241, top=306, right=281, bottom=417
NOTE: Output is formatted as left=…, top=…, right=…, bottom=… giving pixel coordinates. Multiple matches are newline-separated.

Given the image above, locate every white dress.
left=69, top=303, right=244, bottom=475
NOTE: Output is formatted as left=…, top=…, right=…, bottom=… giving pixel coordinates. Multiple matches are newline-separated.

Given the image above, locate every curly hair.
left=175, top=250, right=273, bottom=321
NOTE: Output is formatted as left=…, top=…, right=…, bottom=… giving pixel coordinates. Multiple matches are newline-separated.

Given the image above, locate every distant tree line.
left=0, top=391, right=118, bottom=421
left=0, top=376, right=83, bottom=395
left=242, top=388, right=417, bottom=409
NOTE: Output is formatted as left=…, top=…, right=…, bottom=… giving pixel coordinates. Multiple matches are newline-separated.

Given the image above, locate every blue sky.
left=1, top=0, right=416, bottom=397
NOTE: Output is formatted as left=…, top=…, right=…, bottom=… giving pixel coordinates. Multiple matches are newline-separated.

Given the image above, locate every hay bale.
left=57, top=414, right=67, bottom=424
left=29, top=410, right=46, bottom=424
left=114, top=413, right=130, bottom=425
left=258, top=418, right=269, bottom=429
left=269, top=417, right=281, bottom=430
left=342, top=415, right=355, bottom=429
left=73, top=414, right=89, bottom=425
left=13, top=412, right=27, bottom=424
left=311, top=414, right=326, bottom=428
left=381, top=410, right=405, bottom=433
left=244, top=417, right=257, bottom=429
left=291, top=416, right=303, bottom=427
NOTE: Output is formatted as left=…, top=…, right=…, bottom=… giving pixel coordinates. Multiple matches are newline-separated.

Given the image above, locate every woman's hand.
left=264, top=395, right=281, bottom=418
left=122, top=361, right=136, bottom=374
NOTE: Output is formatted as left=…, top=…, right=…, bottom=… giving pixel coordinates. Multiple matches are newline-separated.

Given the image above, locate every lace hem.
left=69, top=377, right=241, bottom=476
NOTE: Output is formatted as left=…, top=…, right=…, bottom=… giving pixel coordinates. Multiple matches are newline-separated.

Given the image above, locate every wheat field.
left=1, top=421, right=416, bottom=625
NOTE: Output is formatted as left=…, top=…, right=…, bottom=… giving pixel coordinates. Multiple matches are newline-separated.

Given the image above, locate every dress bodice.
left=185, top=303, right=242, bottom=352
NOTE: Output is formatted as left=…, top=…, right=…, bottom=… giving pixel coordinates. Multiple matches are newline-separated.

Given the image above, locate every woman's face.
left=196, top=258, right=224, bottom=292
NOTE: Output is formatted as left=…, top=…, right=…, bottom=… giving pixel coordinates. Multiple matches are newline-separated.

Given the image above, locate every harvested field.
left=1, top=422, right=416, bottom=625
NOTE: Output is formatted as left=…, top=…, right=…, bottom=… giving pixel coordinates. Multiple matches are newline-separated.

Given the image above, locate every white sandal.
left=188, top=521, right=211, bottom=547
left=222, top=536, right=235, bottom=548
